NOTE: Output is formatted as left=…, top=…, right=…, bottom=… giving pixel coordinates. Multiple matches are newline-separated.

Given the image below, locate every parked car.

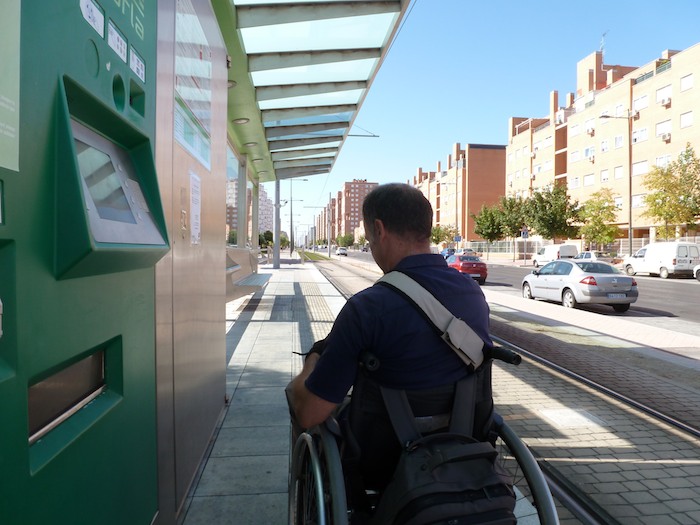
left=531, top=244, right=578, bottom=267
left=440, top=248, right=456, bottom=259
left=336, top=247, right=348, bottom=256
left=446, top=254, right=488, bottom=285
left=694, top=263, right=700, bottom=282
left=521, top=259, right=638, bottom=313
left=573, top=251, right=613, bottom=264
left=622, top=241, right=700, bottom=278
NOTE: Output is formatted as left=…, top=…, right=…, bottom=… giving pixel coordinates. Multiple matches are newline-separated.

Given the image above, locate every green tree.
left=227, top=230, right=237, bottom=245
left=472, top=205, right=503, bottom=260
left=358, top=235, right=366, bottom=247
left=336, top=233, right=354, bottom=247
left=280, top=234, right=289, bottom=249
left=430, top=225, right=458, bottom=246
left=496, top=196, right=527, bottom=259
left=578, top=188, right=621, bottom=248
left=262, top=230, right=274, bottom=246
left=472, top=205, right=503, bottom=242
left=525, top=184, right=579, bottom=241
left=643, top=144, right=700, bottom=239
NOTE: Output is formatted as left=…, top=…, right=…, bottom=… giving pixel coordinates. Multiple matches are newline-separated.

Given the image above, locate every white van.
left=622, top=241, right=700, bottom=278
left=531, top=244, right=578, bottom=267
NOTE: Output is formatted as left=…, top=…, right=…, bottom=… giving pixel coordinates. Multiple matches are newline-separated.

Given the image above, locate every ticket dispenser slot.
left=55, top=77, right=168, bottom=279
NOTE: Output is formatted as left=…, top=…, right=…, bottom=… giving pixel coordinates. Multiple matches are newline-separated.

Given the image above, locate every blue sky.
left=265, top=0, right=700, bottom=239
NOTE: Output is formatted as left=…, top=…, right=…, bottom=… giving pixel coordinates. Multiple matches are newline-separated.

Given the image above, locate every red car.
left=446, top=254, right=488, bottom=285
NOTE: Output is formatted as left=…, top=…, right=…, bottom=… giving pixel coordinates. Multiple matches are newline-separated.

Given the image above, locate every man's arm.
left=287, top=353, right=338, bottom=429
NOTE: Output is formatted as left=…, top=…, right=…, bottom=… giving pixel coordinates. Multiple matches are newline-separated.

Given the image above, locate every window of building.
left=600, top=169, right=609, bottom=183
left=570, top=150, right=580, bottom=163
left=584, top=146, right=595, bottom=159
left=600, top=139, right=609, bottom=153
left=615, top=104, right=625, bottom=117
left=656, top=119, right=672, bottom=136
left=632, top=194, right=646, bottom=208
left=515, top=149, right=520, bottom=159
left=543, top=135, right=553, bottom=148
left=570, top=176, right=580, bottom=188
left=569, top=124, right=580, bottom=137
left=615, top=135, right=624, bottom=149
left=583, top=174, right=595, bottom=186
left=633, top=95, right=649, bottom=112
left=614, top=196, right=623, bottom=209
left=632, top=128, right=648, bottom=143
left=680, top=111, right=693, bottom=128
left=508, top=153, right=513, bottom=163
left=543, top=159, right=553, bottom=171
left=656, top=84, right=672, bottom=102
left=632, top=160, right=648, bottom=177
left=614, top=166, right=624, bottom=179
left=655, top=154, right=672, bottom=168
left=680, top=73, right=694, bottom=92
left=600, top=109, right=610, bottom=123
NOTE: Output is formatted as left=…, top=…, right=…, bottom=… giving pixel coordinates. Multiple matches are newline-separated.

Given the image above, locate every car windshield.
left=459, top=256, right=481, bottom=262
left=576, top=262, right=619, bottom=274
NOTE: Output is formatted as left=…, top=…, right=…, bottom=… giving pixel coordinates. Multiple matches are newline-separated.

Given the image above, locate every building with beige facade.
left=412, top=143, right=506, bottom=246
left=508, top=44, right=700, bottom=254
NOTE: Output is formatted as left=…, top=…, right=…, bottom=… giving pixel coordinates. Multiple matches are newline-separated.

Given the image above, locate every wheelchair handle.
left=485, top=345, right=522, bottom=365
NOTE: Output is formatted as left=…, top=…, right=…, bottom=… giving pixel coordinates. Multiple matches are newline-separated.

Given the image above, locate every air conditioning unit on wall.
left=661, top=133, right=671, bottom=142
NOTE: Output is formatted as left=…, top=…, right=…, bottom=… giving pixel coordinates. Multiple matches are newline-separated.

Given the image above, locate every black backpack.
left=367, top=373, right=517, bottom=525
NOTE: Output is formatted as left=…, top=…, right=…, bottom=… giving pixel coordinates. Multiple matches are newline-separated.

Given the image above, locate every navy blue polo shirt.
left=305, top=253, right=492, bottom=404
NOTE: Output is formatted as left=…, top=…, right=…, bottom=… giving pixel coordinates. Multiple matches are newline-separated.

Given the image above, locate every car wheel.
left=624, top=265, right=635, bottom=276
left=659, top=267, right=669, bottom=279
left=562, top=289, right=577, bottom=308
left=696, top=270, right=700, bottom=282
left=522, top=283, right=533, bottom=300
left=533, top=261, right=539, bottom=268
left=612, top=304, right=630, bottom=313
left=478, top=278, right=486, bottom=285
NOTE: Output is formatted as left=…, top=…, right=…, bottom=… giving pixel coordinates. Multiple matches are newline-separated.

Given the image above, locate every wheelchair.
left=289, top=345, right=560, bottom=525
left=289, top=415, right=559, bottom=525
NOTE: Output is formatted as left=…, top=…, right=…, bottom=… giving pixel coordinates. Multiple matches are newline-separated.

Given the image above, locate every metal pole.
left=628, top=111, right=634, bottom=255
left=273, top=179, right=281, bottom=268
left=327, top=192, right=332, bottom=258
left=290, top=180, right=294, bottom=256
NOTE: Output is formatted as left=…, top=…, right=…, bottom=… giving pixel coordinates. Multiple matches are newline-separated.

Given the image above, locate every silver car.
left=522, top=259, right=638, bottom=313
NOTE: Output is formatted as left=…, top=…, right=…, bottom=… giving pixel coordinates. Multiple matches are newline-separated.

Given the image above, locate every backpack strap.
left=377, top=271, right=485, bottom=369
left=379, top=387, right=422, bottom=446
left=380, top=374, right=477, bottom=447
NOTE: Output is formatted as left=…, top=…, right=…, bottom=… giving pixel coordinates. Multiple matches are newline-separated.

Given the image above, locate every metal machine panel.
left=154, top=0, right=228, bottom=520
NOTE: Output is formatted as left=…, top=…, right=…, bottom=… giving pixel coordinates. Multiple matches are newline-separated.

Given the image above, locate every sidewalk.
left=181, top=258, right=700, bottom=525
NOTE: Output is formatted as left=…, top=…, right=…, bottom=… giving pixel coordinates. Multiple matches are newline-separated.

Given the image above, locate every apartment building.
left=413, top=143, right=505, bottom=245
left=336, top=179, right=378, bottom=239
left=508, top=44, right=700, bottom=252
left=315, top=196, right=337, bottom=243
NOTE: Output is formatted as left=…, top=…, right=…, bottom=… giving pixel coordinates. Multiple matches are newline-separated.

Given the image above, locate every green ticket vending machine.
left=0, top=2, right=168, bottom=524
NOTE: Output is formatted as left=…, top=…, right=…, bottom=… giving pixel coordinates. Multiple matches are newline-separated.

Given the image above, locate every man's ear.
left=373, top=219, right=386, bottom=239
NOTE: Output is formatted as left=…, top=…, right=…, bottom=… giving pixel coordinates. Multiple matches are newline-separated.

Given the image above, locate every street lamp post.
left=289, top=178, right=308, bottom=256
left=600, top=110, right=636, bottom=255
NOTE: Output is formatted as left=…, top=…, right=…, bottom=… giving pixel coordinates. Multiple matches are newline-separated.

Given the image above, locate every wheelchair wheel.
left=495, top=419, right=560, bottom=525
left=289, top=425, right=348, bottom=525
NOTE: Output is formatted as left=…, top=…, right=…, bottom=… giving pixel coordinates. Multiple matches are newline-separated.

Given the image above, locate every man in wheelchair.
left=286, top=183, right=496, bottom=521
